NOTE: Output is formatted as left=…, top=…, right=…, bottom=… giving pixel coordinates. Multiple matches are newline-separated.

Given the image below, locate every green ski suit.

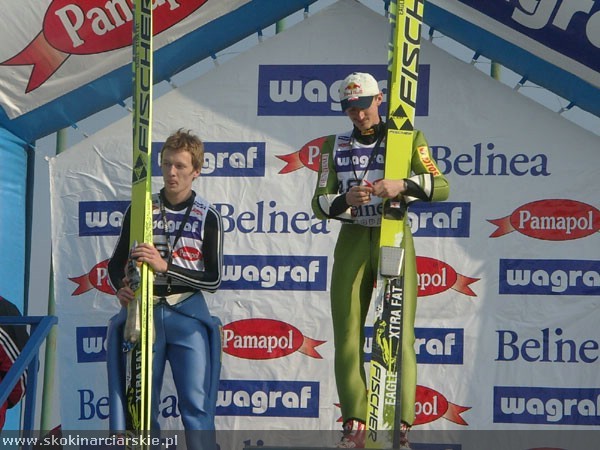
left=311, top=128, right=449, bottom=426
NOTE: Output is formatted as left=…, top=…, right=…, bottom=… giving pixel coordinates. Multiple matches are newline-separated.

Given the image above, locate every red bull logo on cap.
left=343, top=81, right=364, bottom=99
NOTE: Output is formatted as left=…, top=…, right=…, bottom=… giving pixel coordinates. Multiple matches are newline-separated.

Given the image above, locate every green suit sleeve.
left=405, top=130, right=450, bottom=203
left=311, top=134, right=345, bottom=220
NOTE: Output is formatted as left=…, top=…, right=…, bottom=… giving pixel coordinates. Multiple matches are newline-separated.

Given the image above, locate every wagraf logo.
left=464, top=0, right=600, bottom=72
left=202, top=142, right=265, bottom=177
left=151, top=141, right=266, bottom=177
left=415, top=328, right=464, bottom=365
left=489, top=199, right=600, bottom=240
left=79, top=201, right=200, bottom=237
left=409, top=203, right=470, bottom=238
left=257, top=64, right=430, bottom=117
left=510, top=0, right=600, bottom=43
left=221, top=255, right=327, bottom=291
left=365, top=327, right=464, bottom=364
left=76, top=326, right=108, bottom=363
left=417, top=256, right=479, bottom=297
left=217, top=380, right=319, bottom=417
left=510, top=0, right=600, bottom=53
left=494, top=386, right=600, bottom=425
left=499, top=259, right=600, bottom=296
left=222, top=319, right=325, bottom=360
left=215, top=200, right=330, bottom=235
left=496, top=327, right=600, bottom=364
left=1, top=0, right=206, bottom=92
left=70, top=259, right=115, bottom=296
left=79, top=201, right=128, bottom=236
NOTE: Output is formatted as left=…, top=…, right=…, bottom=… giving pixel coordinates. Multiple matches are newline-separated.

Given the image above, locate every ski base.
left=366, top=273, right=405, bottom=449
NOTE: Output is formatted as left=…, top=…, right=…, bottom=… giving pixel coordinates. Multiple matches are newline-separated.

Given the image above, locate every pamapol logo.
left=417, top=256, right=479, bottom=297
left=277, top=135, right=326, bottom=174
left=222, top=318, right=325, bottom=360
left=336, top=385, right=470, bottom=426
left=69, top=259, right=115, bottom=295
left=414, top=385, right=470, bottom=426
left=1, top=0, right=206, bottom=92
left=488, top=199, right=599, bottom=240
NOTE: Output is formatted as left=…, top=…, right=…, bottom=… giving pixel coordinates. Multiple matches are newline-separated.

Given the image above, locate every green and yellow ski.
left=123, top=0, right=154, bottom=440
left=366, top=0, right=424, bottom=448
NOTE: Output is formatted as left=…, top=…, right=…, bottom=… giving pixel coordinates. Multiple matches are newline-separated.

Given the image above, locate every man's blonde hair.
left=161, top=128, right=204, bottom=171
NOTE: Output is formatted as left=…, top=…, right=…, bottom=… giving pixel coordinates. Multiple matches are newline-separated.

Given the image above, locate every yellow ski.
left=366, top=0, right=424, bottom=448
left=124, top=0, right=154, bottom=440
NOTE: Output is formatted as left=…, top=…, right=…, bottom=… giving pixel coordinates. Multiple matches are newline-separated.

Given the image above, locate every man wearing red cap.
left=312, top=72, right=449, bottom=448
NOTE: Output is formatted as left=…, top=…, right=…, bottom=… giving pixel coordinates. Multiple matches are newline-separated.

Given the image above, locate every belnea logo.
left=1, top=0, right=206, bottom=92
left=222, top=318, right=326, bottom=360
left=488, top=199, right=599, bottom=240
left=417, top=256, right=479, bottom=297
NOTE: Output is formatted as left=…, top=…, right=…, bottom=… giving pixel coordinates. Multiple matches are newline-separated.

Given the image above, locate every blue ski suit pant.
left=106, top=292, right=222, bottom=438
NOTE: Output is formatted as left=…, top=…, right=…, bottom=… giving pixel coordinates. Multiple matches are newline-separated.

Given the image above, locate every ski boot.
left=336, top=419, right=366, bottom=448
left=398, top=421, right=412, bottom=449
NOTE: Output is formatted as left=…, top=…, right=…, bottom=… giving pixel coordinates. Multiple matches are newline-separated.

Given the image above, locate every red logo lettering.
left=2, top=0, right=207, bottom=92
left=277, top=136, right=328, bottom=174
left=489, top=199, right=599, bottom=240
left=222, top=318, right=325, bottom=360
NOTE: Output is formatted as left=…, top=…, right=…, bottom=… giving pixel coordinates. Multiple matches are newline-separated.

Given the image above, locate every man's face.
left=344, top=93, right=383, bottom=132
left=160, top=148, right=200, bottom=202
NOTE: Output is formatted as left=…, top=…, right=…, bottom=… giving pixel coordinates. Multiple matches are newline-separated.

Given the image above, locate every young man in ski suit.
left=106, top=129, right=223, bottom=449
left=312, top=72, right=449, bottom=448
